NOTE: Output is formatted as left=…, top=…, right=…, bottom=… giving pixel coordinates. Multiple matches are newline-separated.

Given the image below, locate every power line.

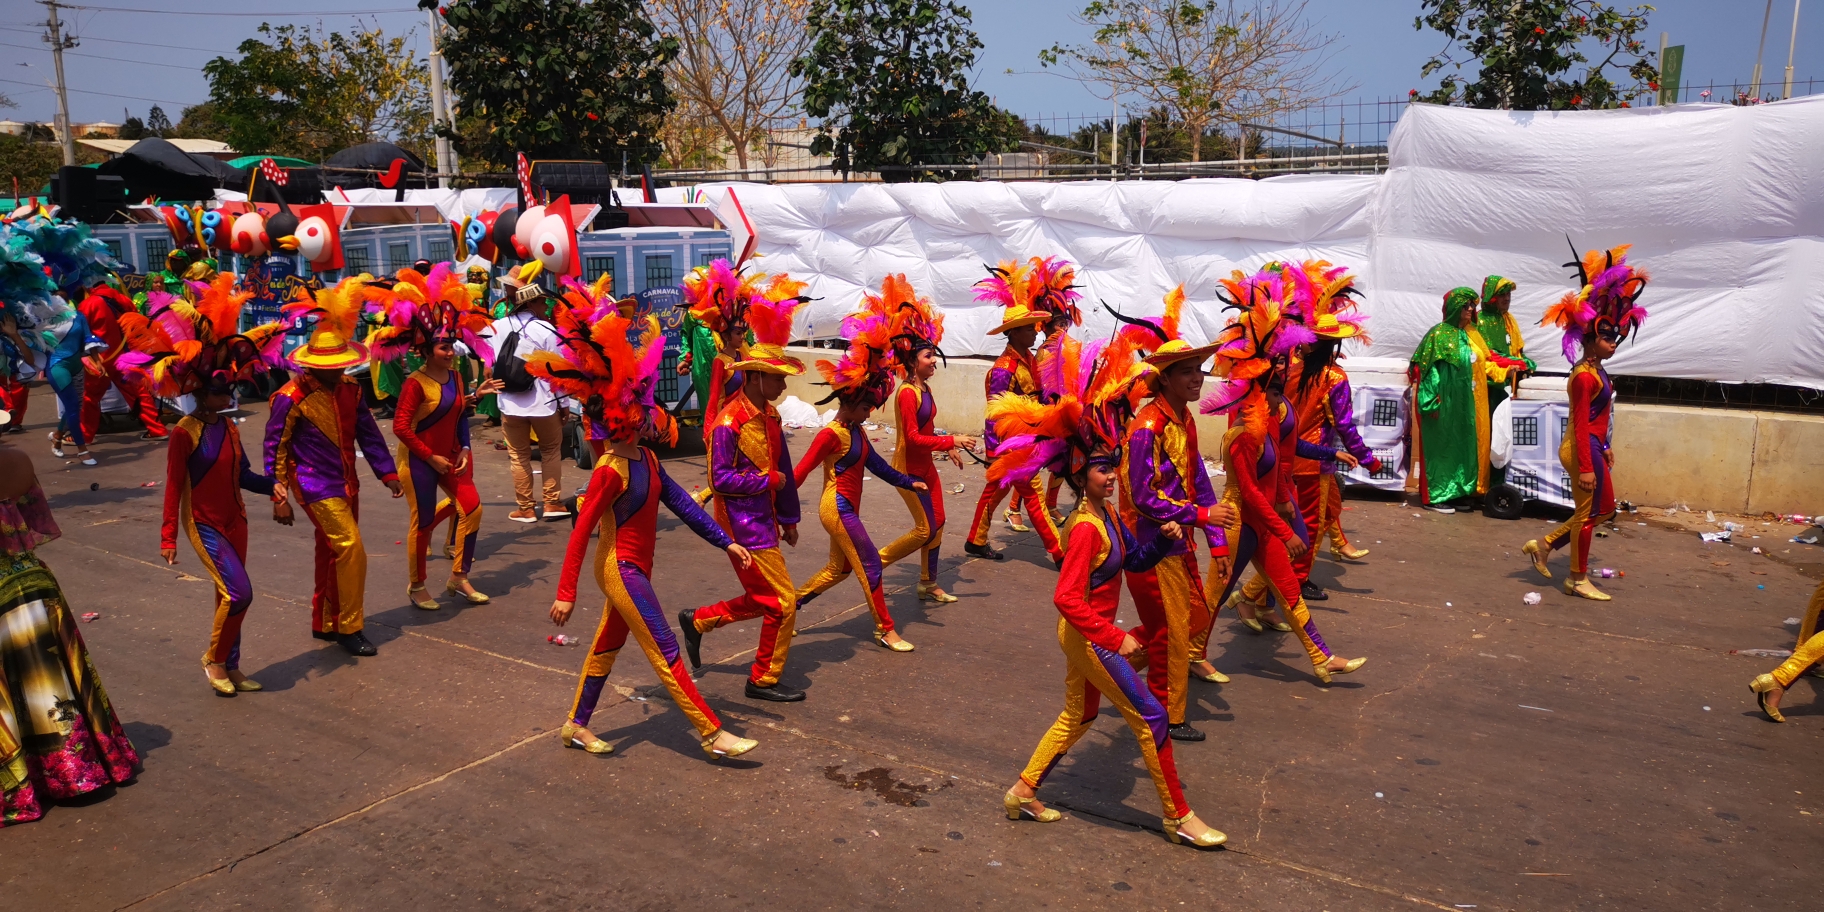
left=0, top=40, right=206, bottom=70
left=61, top=4, right=418, bottom=16
left=0, top=76, right=198, bottom=107
left=0, top=24, right=231, bottom=54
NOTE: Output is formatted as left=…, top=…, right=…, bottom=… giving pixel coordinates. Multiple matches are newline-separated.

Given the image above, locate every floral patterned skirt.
left=0, top=552, right=139, bottom=827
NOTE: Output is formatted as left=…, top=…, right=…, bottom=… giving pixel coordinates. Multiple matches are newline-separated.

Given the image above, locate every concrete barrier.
left=773, top=346, right=1814, bottom=516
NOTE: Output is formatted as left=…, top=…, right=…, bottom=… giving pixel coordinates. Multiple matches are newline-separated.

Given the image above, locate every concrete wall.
left=776, top=346, right=1813, bottom=515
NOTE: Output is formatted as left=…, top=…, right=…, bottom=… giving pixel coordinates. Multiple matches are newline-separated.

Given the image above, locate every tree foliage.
left=1042, top=0, right=1346, bottom=162
left=0, top=135, right=62, bottom=198
left=168, top=103, right=231, bottom=142
left=1415, top=1, right=1659, bottom=110
left=426, top=0, right=677, bottom=168
left=203, top=23, right=432, bottom=159
left=792, top=0, right=1022, bottom=181
left=649, top=0, right=812, bottom=172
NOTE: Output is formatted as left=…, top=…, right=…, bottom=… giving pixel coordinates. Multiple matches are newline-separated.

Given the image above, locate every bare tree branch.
left=648, top=0, right=812, bottom=172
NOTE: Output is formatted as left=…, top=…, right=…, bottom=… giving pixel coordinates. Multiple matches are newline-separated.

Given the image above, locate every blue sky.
left=1, top=1, right=1817, bottom=126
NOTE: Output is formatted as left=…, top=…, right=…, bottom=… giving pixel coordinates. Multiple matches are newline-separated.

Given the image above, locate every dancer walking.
left=535, top=304, right=761, bottom=759
left=679, top=284, right=809, bottom=702
left=1524, top=245, right=1648, bottom=601
left=794, top=297, right=929, bottom=651
left=876, top=276, right=978, bottom=603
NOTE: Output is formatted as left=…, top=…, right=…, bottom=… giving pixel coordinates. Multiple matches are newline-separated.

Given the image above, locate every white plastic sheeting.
left=1374, top=96, right=1824, bottom=385
left=672, top=95, right=1824, bottom=386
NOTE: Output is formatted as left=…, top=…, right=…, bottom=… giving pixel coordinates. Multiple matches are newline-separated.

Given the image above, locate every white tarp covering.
left=671, top=95, right=1824, bottom=385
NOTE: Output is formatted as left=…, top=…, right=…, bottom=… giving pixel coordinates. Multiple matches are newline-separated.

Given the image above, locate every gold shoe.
left=1163, top=813, right=1227, bottom=848
left=232, top=676, right=263, bottom=692
left=1004, top=790, right=1061, bottom=822
left=1330, top=543, right=1370, bottom=561
left=1564, top=578, right=1611, bottom=601
left=443, top=543, right=458, bottom=560
left=408, top=587, right=440, bottom=610
left=702, top=732, right=758, bottom=760
left=875, top=635, right=916, bottom=653
left=1239, top=617, right=1267, bottom=635
left=1190, top=663, right=1230, bottom=684
left=1004, top=510, right=1031, bottom=532
left=201, top=658, right=236, bottom=697
left=1264, top=615, right=1294, bottom=633
left=1750, top=674, right=1786, bottom=723
left=1523, top=540, right=1552, bottom=579
left=559, top=722, right=614, bottom=754
left=916, top=582, right=958, bottom=604
left=446, top=581, right=491, bottom=604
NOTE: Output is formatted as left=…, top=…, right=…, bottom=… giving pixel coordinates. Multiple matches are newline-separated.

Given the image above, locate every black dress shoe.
left=312, top=630, right=338, bottom=641
left=964, top=541, right=1004, bottom=561
left=338, top=631, right=378, bottom=657
left=744, top=681, right=806, bottom=702
left=1167, top=722, right=1205, bottom=742
left=1300, top=581, right=1328, bottom=602
left=678, top=609, right=703, bottom=669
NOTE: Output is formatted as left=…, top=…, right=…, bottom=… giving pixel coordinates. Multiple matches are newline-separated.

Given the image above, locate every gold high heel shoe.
left=446, top=580, right=490, bottom=604
left=1189, top=663, right=1230, bottom=684
left=1564, top=578, right=1611, bottom=601
left=1004, top=509, right=1031, bottom=532
left=1523, top=539, right=1552, bottom=579
left=1163, top=813, right=1227, bottom=848
left=1004, top=790, right=1061, bottom=822
left=201, top=658, right=236, bottom=697
left=916, top=581, right=958, bottom=604
left=1329, top=542, right=1370, bottom=561
left=443, top=543, right=458, bottom=560
left=876, top=635, right=916, bottom=653
left=702, top=731, right=758, bottom=760
left=560, top=722, right=614, bottom=754
left=407, top=586, right=440, bottom=610
left=231, top=674, right=263, bottom=692
left=1750, top=674, right=1786, bottom=723
left=1313, top=656, right=1367, bottom=685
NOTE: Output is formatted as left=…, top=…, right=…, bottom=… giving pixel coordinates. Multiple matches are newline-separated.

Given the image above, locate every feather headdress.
left=866, top=274, right=944, bottom=375
left=681, top=257, right=767, bottom=342
left=0, top=225, right=67, bottom=343
left=1198, top=266, right=1303, bottom=439
left=118, top=283, right=285, bottom=397
left=728, top=272, right=809, bottom=375
left=986, top=327, right=1134, bottom=487
left=815, top=291, right=898, bottom=406
left=976, top=259, right=1055, bottom=335
left=1288, top=259, right=1369, bottom=342
left=362, top=264, right=495, bottom=364
left=1540, top=243, right=1649, bottom=362
left=525, top=304, right=676, bottom=446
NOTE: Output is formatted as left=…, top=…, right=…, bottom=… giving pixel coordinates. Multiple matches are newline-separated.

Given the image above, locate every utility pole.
left=40, top=0, right=75, bottom=166
left=1784, top=0, right=1803, bottom=100
left=1751, top=0, right=1775, bottom=98
left=426, top=8, right=457, bottom=187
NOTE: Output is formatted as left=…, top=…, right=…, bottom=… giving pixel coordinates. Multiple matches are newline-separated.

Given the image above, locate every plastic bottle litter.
left=548, top=634, right=579, bottom=646
left=1723, top=522, right=1743, bottom=533
left=1597, top=568, right=1616, bottom=578
left=1705, top=510, right=1717, bottom=522
left=1700, top=530, right=1732, bottom=543
left=1732, top=648, right=1793, bottom=658
left=1522, top=592, right=1542, bottom=605
left=950, top=483, right=966, bottom=495
left=80, top=612, right=101, bottom=622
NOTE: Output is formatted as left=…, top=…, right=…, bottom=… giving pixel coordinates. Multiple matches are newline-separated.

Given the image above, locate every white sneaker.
left=80, top=453, right=97, bottom=466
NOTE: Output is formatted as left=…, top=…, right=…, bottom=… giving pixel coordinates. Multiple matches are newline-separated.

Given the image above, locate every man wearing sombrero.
left=680, top=284, right=809, bottom=702
left=264, top=278, right=403, bottom=657
left=1114, top=287, right=1234, bottom=743
left=963, top=260, right=1065, bottom=563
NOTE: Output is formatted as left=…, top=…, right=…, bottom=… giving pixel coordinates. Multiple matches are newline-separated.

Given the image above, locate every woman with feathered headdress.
left=536, top=305, right=763, bottom=761
left=1523, top=244, right=1648, bottom=602
left=1018, top=256, right=1084, bottom=530
left=264, top=276, right=403, bottom=658
left=119, top=281, right=287, bottom=696
left=791, top=295, right=930, bottom=652
left=985, top=333, right=1229, bottom=850
left=963, top=258, right=1065, bottom=563
left=367, top=265, right=502, bottom=610
left=1230, top=261, right=1375, bottom=616
left=1406, top=282, right=1528, bottom=515
left=1201, top=267, right=1367, bottom=686
left=873, top=275, right=980, bottom=604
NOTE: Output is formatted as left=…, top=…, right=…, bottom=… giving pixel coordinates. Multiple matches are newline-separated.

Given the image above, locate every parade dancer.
left=680, top=261, right=804, bottom=505
left=794, top=296, right=930, bottom=651
left=265, top=278, right=403, bottom=656
left=1202, top=268, right=1367, bottom=685
left=1233, top=262, right=1373, bottom=610
left=1093, top=287, right=1235, bottom=741
left=990, top=333, right=1226, bottom=849
left=535, top=304, right=761, bottom=759
left=1010, top=304, right=1079, bottom=531
left=679, top=284, right=809, bottom=702
left=1524, top=245, right=1648, bottom=602
left=964, top=258, right=1068, bottom=563
left=876, top=276, right=978, bottom=604
left=125, top=284, right=288, bottom=696
left=366, top=265, right=501, bottom=610
left=77, top=280, right=167, bottom=443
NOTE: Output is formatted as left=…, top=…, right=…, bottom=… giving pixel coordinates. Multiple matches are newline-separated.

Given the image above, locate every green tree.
left=1415, top=1, right=1659, bottom=110
left=145, top=106, right=172, bottom=137
left=0, top=135, right=64, bottom=198
left=424, top=0, right=677, bottom=167
left=202, top=23, right=432, bottom=159
left=792, top=0, right=1023, bottom=181
left=119, top=116, right=146, bottom=141
left=169, top=102, right=230, bottom=142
